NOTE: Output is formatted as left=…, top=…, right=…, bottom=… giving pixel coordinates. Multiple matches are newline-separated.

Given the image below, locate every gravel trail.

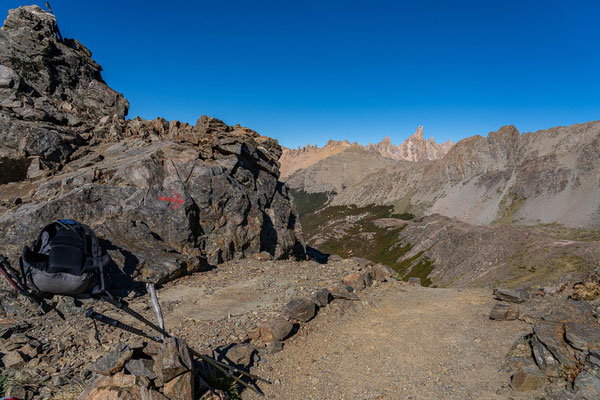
left=245, top=283, right=541, bottom=400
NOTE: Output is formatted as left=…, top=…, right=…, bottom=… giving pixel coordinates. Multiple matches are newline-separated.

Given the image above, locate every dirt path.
left=245, top=284, right=541, bottom=400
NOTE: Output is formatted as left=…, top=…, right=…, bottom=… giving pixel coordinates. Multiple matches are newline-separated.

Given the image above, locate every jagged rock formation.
left=279, top=126, right=452, bottom=179
left=364, top=126, right=454, bottom=162
left=0, top=6, right=129, bottom=183
left=0, top=5, right=304, bottom=284
left=289, top=122, right=600, bottom=229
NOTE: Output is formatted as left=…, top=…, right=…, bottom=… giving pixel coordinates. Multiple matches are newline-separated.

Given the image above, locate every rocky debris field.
left=0, top=255, right=394, bottom=399
left=493, top=273, right=600, bottom=399
left=3, top=255, right=596, bottom=399
left=244, top=284, right=534, bottom=400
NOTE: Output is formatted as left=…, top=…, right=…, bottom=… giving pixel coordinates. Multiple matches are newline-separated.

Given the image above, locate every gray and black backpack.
left=20, top=219, right=110, bottom=296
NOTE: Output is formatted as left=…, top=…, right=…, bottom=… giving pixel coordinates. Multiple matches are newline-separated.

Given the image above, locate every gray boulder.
left=256, top=318, right=293, bottom=343
left=283, top=297, right=317, bottom=322
left=493, top=287, right=530, bottom=303
left=489, top=303, right=519, bottom=321
left=89, top=344, right=133, bottom=376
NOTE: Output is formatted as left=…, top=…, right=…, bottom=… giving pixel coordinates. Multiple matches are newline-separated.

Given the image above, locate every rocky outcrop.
left=500, top=273, right=600, bottom=399
left=0, top=5, right=129, bottom=181
left=0, top=6, right=305, bottom=284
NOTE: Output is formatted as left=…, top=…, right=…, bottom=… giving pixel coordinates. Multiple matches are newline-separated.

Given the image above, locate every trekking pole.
left=146, top=283, right=165, bottom=339
left=0, top=254, right=26, bottom=291
left=0, top=260, right=23, bottom=293
left=86, top=309, right=266, bottom=396
left=0, top=255, right=47, bottom=315
left=102, top=297, right=271, bottom=384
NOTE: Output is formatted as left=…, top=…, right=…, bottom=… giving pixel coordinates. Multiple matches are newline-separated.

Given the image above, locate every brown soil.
left=244, top=284, right=539, bottom=400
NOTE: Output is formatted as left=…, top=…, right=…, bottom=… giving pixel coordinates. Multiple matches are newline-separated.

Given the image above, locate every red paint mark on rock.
left=159, top=191, right=184, bottom=210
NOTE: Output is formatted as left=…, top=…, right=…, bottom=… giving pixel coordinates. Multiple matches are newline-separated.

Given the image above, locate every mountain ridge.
left=279, top=126, right=453, bottom=179
left=285, top=120, right=600, bottom=229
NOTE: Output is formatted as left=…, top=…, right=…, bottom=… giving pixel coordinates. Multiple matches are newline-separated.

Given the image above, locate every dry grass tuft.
left=571, top=281, right=600, bottom=301
left=50, top=382, right=86, bottom=400
left=561, top=362, right=584, bottom=386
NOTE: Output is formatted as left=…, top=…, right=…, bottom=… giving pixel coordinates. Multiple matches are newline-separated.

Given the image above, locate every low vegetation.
left=504, top=253, right=596, bottom=288
left=494, top=191, right=526, bottom=225
left=289, top=189, right=332, bottom=216
left=299, top=204, right=435, bottom=286
left=534, top=224, right=600, bottom=242
left=571, top=281, right=600, bottom=301
left=0, top=374, right=7, bottom=397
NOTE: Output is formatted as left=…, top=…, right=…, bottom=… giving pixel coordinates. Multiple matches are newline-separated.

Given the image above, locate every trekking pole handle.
left=0, top=264, right=23, bottom=294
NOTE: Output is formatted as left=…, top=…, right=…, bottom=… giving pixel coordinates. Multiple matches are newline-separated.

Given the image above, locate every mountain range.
left=283, top=120, right=600, bottom=288
left=284, top=121, right=600, bottom=229
left=280, top=126, right=454, bottom=179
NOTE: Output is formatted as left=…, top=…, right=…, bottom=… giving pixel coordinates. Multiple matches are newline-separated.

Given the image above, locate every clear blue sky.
left=2, top=1, right=599, bottom=148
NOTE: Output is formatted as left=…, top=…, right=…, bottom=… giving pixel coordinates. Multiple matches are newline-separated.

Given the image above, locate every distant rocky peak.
left=281, top=126, right=454, bottom=174
left=364, top=126, right=453, bottom=162
left=412, top=125, right=424, bottom=139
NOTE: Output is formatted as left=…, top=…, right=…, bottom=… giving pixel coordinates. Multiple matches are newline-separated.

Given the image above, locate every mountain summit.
left=364, top=126, right=454, bottom=162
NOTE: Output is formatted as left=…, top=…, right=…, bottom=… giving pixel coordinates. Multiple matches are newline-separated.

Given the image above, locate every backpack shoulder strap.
left=79, top=223, right=107, bottom=293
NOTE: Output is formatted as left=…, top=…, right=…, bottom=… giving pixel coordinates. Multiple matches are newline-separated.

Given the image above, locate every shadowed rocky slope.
left=0, top=6, right=304, bottom=284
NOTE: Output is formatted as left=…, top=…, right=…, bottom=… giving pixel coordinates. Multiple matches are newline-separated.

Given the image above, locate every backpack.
left=20, top=219, right=110, bottom=296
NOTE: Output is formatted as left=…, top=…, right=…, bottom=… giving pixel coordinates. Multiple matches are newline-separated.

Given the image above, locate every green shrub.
left=289, top=189, right=331, bottom=217
left=391, top=212, right=415, bottom=220
left=300, top=204, right=435, bottom=286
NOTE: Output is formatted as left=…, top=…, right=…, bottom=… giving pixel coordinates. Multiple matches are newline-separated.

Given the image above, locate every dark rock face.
left=0, top=6, right=305, bottom=285
left=0, top=5, right=129, bottom=176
